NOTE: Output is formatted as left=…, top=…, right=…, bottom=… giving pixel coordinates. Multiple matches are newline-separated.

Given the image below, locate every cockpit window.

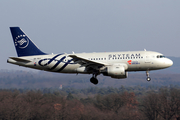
left=157, top=55, right=165, bottom=58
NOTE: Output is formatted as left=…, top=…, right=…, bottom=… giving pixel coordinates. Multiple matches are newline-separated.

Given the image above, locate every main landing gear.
left=90, top=74, right=98, bottom=85
left=146, top=71, right=151, bottom=81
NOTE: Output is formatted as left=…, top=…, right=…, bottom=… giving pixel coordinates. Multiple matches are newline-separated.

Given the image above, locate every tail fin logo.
left=15, top=35, right=29, bottom=49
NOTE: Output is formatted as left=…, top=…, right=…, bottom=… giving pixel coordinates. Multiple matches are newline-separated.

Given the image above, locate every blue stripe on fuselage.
left=56, top=59, right=73, bottom=72
left=38, top=54, right=74, bottom=72
left=38, top=54, right=64, bottom=66
left=50, top=56, right=66, bottom=70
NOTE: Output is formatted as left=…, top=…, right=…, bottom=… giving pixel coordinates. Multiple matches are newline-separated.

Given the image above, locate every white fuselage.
left=7, top=51, right=173, bottom=74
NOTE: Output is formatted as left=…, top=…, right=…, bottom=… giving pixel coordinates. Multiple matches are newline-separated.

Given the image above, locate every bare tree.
left=94, top=92, right=139, bottom=120
left=139, top=92, right=159, bottom=120
left=157, top=88, right=180, bottom=120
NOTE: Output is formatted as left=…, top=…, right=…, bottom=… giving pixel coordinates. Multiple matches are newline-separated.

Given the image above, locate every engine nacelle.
left=102, top=65, right=128, bottom=79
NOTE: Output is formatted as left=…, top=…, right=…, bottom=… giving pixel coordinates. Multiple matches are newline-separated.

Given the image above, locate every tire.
left=90, top=77, right=98, bottom=85
left=146, top=77, right=151, bottom=81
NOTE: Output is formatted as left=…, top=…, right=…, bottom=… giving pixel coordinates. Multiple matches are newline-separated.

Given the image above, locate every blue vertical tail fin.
left=10, top=27, right=47, bottom=57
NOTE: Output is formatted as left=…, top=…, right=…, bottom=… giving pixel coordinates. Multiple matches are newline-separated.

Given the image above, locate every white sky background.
left=0, top=0, right=180, bottom=70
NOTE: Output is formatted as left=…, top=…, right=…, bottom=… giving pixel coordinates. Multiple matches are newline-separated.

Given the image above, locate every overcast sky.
left=0, top=0, right=180, bottom=70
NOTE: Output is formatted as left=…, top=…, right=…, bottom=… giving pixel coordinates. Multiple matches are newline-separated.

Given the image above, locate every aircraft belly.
left=127, top=65, right=145, bottom=71
left=59, top=64, right=79, bottom=73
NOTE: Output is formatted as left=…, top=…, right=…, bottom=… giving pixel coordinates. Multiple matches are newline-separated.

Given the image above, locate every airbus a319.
left=7, top=27, right=173, bottom=85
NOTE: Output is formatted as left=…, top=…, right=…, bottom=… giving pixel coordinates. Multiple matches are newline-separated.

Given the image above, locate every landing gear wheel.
left=90, top=77, right=98, bottom=85
left=146, top=70, right=151, bottom=82
left=146, top=77, right=151, bottom=81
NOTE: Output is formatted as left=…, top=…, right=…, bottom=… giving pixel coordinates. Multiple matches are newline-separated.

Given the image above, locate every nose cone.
left=165, top=58, right=173, bottom=67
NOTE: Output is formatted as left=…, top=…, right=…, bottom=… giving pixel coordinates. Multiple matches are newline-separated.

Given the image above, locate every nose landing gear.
left=146, top=71, right=151, bottom=81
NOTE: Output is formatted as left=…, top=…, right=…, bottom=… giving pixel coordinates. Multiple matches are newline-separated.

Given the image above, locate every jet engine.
left=102, top=65, right=128, bottom=79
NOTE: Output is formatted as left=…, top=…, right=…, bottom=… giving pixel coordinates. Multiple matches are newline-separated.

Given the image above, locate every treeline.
left=0, top=87, right=180, bottom=120
left=3, top=85, right=180, bottom=96
left=1, top=70, right=180, bottom=89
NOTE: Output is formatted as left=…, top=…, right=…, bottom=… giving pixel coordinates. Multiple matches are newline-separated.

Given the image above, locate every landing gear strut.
left=90, top=73, right=98, bottom=85
left=146, top=71, right=151, bottom=81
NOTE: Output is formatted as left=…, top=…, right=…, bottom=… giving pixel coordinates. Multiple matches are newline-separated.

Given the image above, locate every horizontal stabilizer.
left=9, top=57, right=31, bottom=63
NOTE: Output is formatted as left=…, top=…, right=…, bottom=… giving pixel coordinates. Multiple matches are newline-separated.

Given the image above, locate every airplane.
left=7, top=27, right=173, bottom=85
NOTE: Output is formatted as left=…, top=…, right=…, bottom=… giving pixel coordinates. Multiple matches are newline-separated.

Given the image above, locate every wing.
left=69, top=54, right=109, bottom=67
